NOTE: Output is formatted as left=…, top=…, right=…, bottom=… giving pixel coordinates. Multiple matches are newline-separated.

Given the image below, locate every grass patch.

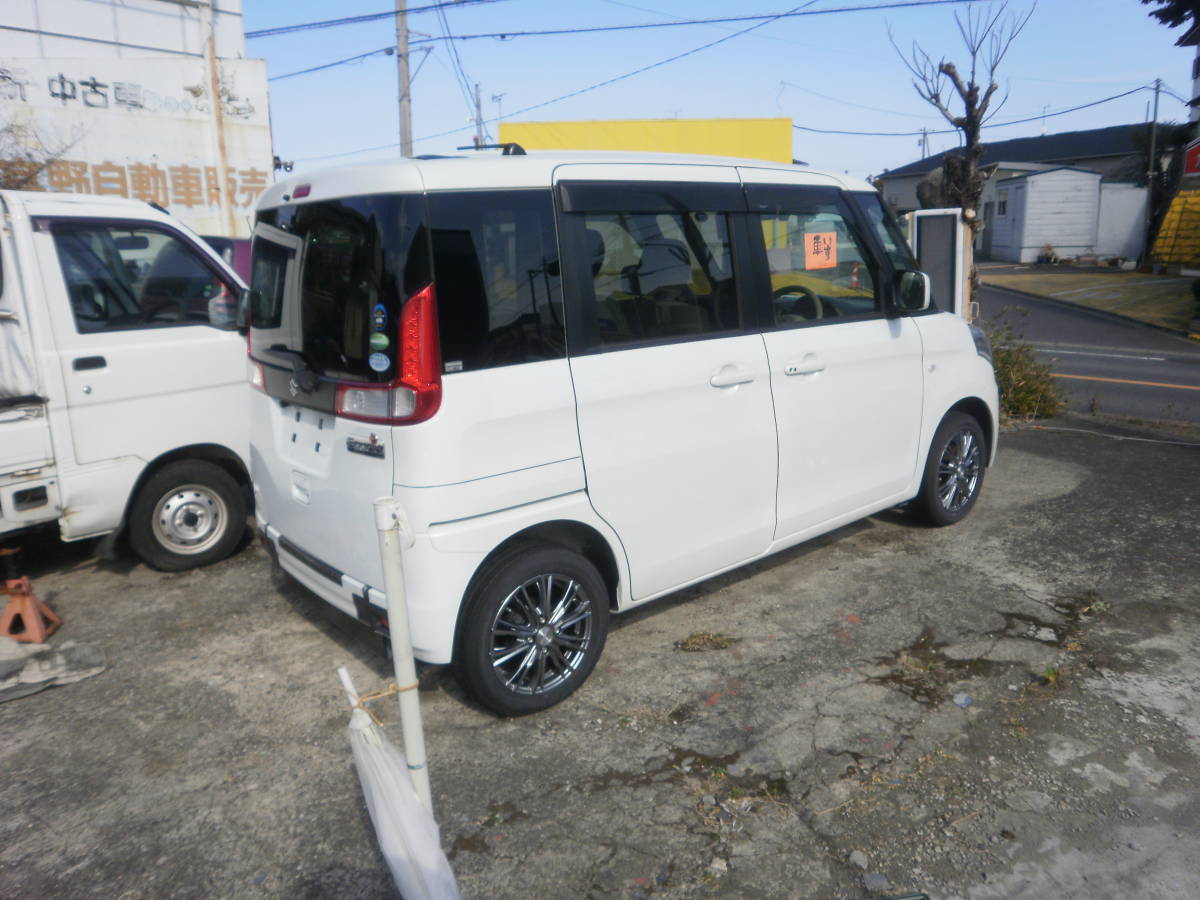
left=675, top=631, right=738, bottom=652
left=982, top=271, right=1197, bottom=332
left=984, top=318, right=1065, bottom=420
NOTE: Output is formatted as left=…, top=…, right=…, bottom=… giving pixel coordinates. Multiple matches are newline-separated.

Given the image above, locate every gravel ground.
left=1, top=413, right=1198, bottom=899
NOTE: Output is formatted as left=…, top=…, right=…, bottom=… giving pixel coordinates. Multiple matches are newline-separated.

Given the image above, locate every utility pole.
left=919, top=127, right=928, bottom=159
left=470, top=82, right=484, bottom=147
left=1146, top=78, right=1161, bottom=260
left=396, top=0, right=412, bottom=157
left=474, top=82, right=484, bottom=147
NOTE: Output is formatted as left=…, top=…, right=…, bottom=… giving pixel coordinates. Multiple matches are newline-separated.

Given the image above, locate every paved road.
left=980, top=285, right=1200, bottom=424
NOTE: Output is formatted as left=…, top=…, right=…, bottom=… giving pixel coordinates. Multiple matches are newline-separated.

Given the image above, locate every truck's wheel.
left=128, top=460, right=246, bottom=571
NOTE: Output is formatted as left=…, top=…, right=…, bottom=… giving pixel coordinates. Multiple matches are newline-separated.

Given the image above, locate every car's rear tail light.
left=334, top=283, right=441, bottom=425
left=248, top=359, right=266, bottom=392
left=335, top=385, right=417, bottom=420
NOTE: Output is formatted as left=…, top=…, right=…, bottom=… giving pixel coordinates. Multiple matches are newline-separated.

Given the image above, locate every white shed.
left=1096, top=182, right=1148, bottom=260
left=989, top=167, right=1103, bottom=263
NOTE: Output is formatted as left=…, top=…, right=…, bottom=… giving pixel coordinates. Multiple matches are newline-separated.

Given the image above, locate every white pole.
left=373, top=497, right=432, bottom=812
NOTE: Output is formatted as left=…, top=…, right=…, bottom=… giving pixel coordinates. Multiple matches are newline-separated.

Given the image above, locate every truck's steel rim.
left=151, top=484, right=227, bottom=555
left=490, top=573, right=594, bottom=695
left=937, top=427, right=982, bottom=512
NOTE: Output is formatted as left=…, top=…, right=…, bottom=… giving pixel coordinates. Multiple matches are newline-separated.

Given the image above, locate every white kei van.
left=249, top=150, right=998, bottom=715
left=0, top=191, right=250, bottom=570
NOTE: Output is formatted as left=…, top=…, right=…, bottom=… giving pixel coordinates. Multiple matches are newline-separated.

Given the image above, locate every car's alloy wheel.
left=913, top=412, right=987, bottom=526
left=936, top=425, right=982, bottom=514
left=456, top=545, right=609, bottom=715
left=489, top=572, right=597, bottom=696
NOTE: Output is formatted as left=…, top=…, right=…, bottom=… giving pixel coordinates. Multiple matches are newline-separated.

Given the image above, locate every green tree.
left=1141, top=0, right=1200, bottom=29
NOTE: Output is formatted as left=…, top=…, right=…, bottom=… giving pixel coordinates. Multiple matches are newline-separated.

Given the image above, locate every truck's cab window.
left=51, top=223, right=238, bottom=333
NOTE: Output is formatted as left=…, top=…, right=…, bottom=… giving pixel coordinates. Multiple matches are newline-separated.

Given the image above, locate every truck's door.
left=33, top=217, right=248, bottom=473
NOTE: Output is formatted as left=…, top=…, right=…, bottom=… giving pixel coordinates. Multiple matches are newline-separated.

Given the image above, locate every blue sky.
left=244, top=0, right=1196, bottom=179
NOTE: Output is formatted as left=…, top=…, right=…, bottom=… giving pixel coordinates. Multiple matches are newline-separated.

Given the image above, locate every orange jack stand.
left=0, top=549, right=61, bottom=643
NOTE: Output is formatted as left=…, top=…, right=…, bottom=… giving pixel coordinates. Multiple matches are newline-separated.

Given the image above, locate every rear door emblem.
left=347, top=435, right=385, bottom=459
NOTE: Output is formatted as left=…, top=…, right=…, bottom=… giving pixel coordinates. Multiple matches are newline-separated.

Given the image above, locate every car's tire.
left=454, top=545, right=610, bottom=716
left=913, top=412, right=987, bottom=527
left=128, top=460, right=246, bottom=571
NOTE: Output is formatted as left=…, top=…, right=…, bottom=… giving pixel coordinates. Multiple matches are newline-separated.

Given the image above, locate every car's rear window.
left=253, top=194, right=428, bottom=383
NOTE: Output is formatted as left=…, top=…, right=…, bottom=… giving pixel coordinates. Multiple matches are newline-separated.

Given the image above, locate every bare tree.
left=0, top=120, right=62, bottom=190
left=890, top=2, right=1035, bottom=295
left=1, top=65, right=76, bottom=191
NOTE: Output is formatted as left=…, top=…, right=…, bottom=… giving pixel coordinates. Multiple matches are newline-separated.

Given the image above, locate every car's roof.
left=259, top=150, right=874, bottom=210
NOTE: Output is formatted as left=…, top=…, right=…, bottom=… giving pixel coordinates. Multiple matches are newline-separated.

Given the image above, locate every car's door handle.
left=72, top=356, right=107, bottom=371
left=784, top=355, right=825, bottom=376
left=709, top=365, right=756, bottom=388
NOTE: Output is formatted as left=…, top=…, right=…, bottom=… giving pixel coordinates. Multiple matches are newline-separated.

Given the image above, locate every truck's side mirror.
left=894, top=269, right=931, bottom=312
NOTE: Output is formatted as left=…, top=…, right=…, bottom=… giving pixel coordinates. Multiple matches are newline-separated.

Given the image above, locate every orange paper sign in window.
left=804, top=231, right=837, bottom=269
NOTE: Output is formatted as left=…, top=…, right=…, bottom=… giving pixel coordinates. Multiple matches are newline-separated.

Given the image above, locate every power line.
left=270, top=44, right=434, bottom=83
left=246, top=0, right=505, bottom=40
left=414, top=1, right=821, bottom=144
left=295, top=0, right=824, bottom=161
left=290, top=81, right=1166, bottom=165
left=436, top=2, right=478, bottom=118
left=258, top=0, right=983, bottom=44
left=780, top=79, right=940, bottom=120
left=267, top=1, right=986, bottom=84
left=792, top=86, right=1152, bottom=136
left=270, top=46, right=391, bottom=82
left=1160, top=87, right=1192, bottom=106
left=414, top=0, right=984, bottom=45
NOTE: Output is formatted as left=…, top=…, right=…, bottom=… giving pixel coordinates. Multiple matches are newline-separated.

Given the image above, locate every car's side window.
left=582, top=209, right=739, bottom=347
left=51, top=222, right=238, bottom=333
left=853, top=192, right=918, bottom=272
left=428, top=190, right=565, bottom=373
left=756, top=201, right=880, bottom=326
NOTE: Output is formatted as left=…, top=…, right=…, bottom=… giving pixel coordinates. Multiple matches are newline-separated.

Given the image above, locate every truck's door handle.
left=72, top=356, right=106, bottom=371
left=784, top=355, right=825, bottom=376
left=710, top=365, right=756, bottom=388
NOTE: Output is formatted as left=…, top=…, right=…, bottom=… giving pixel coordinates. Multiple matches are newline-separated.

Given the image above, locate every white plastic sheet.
left=0, top=310, right=39, bottom=401
left=0, top=239, right=39, bottom=400
left=338, top=668, right=460, bottom=900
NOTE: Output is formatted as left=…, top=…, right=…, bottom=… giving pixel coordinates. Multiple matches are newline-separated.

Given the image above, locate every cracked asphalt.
left=1, top=413, right=1198, bottom=899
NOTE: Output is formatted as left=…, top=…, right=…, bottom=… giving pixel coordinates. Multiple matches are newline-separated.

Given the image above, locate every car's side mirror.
left=894, top=269, right=931, bottom=312
left=236, top=288, right=254, bottom=334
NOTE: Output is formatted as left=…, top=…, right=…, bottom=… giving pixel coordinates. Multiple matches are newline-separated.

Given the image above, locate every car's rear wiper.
left=259, top=347, right=320, bottom=393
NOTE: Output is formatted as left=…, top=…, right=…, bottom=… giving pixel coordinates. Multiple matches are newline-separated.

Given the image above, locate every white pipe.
left=373, top=496, right=433, bottom=813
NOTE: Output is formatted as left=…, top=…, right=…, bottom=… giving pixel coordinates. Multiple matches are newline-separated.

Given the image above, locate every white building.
left=1, top=1, right=271, bottom=237
left=988, top=167, right=1147, bottom=264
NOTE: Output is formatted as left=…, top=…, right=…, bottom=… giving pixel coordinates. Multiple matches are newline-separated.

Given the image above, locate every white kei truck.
left=0, top=190, right=251, bottom=571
